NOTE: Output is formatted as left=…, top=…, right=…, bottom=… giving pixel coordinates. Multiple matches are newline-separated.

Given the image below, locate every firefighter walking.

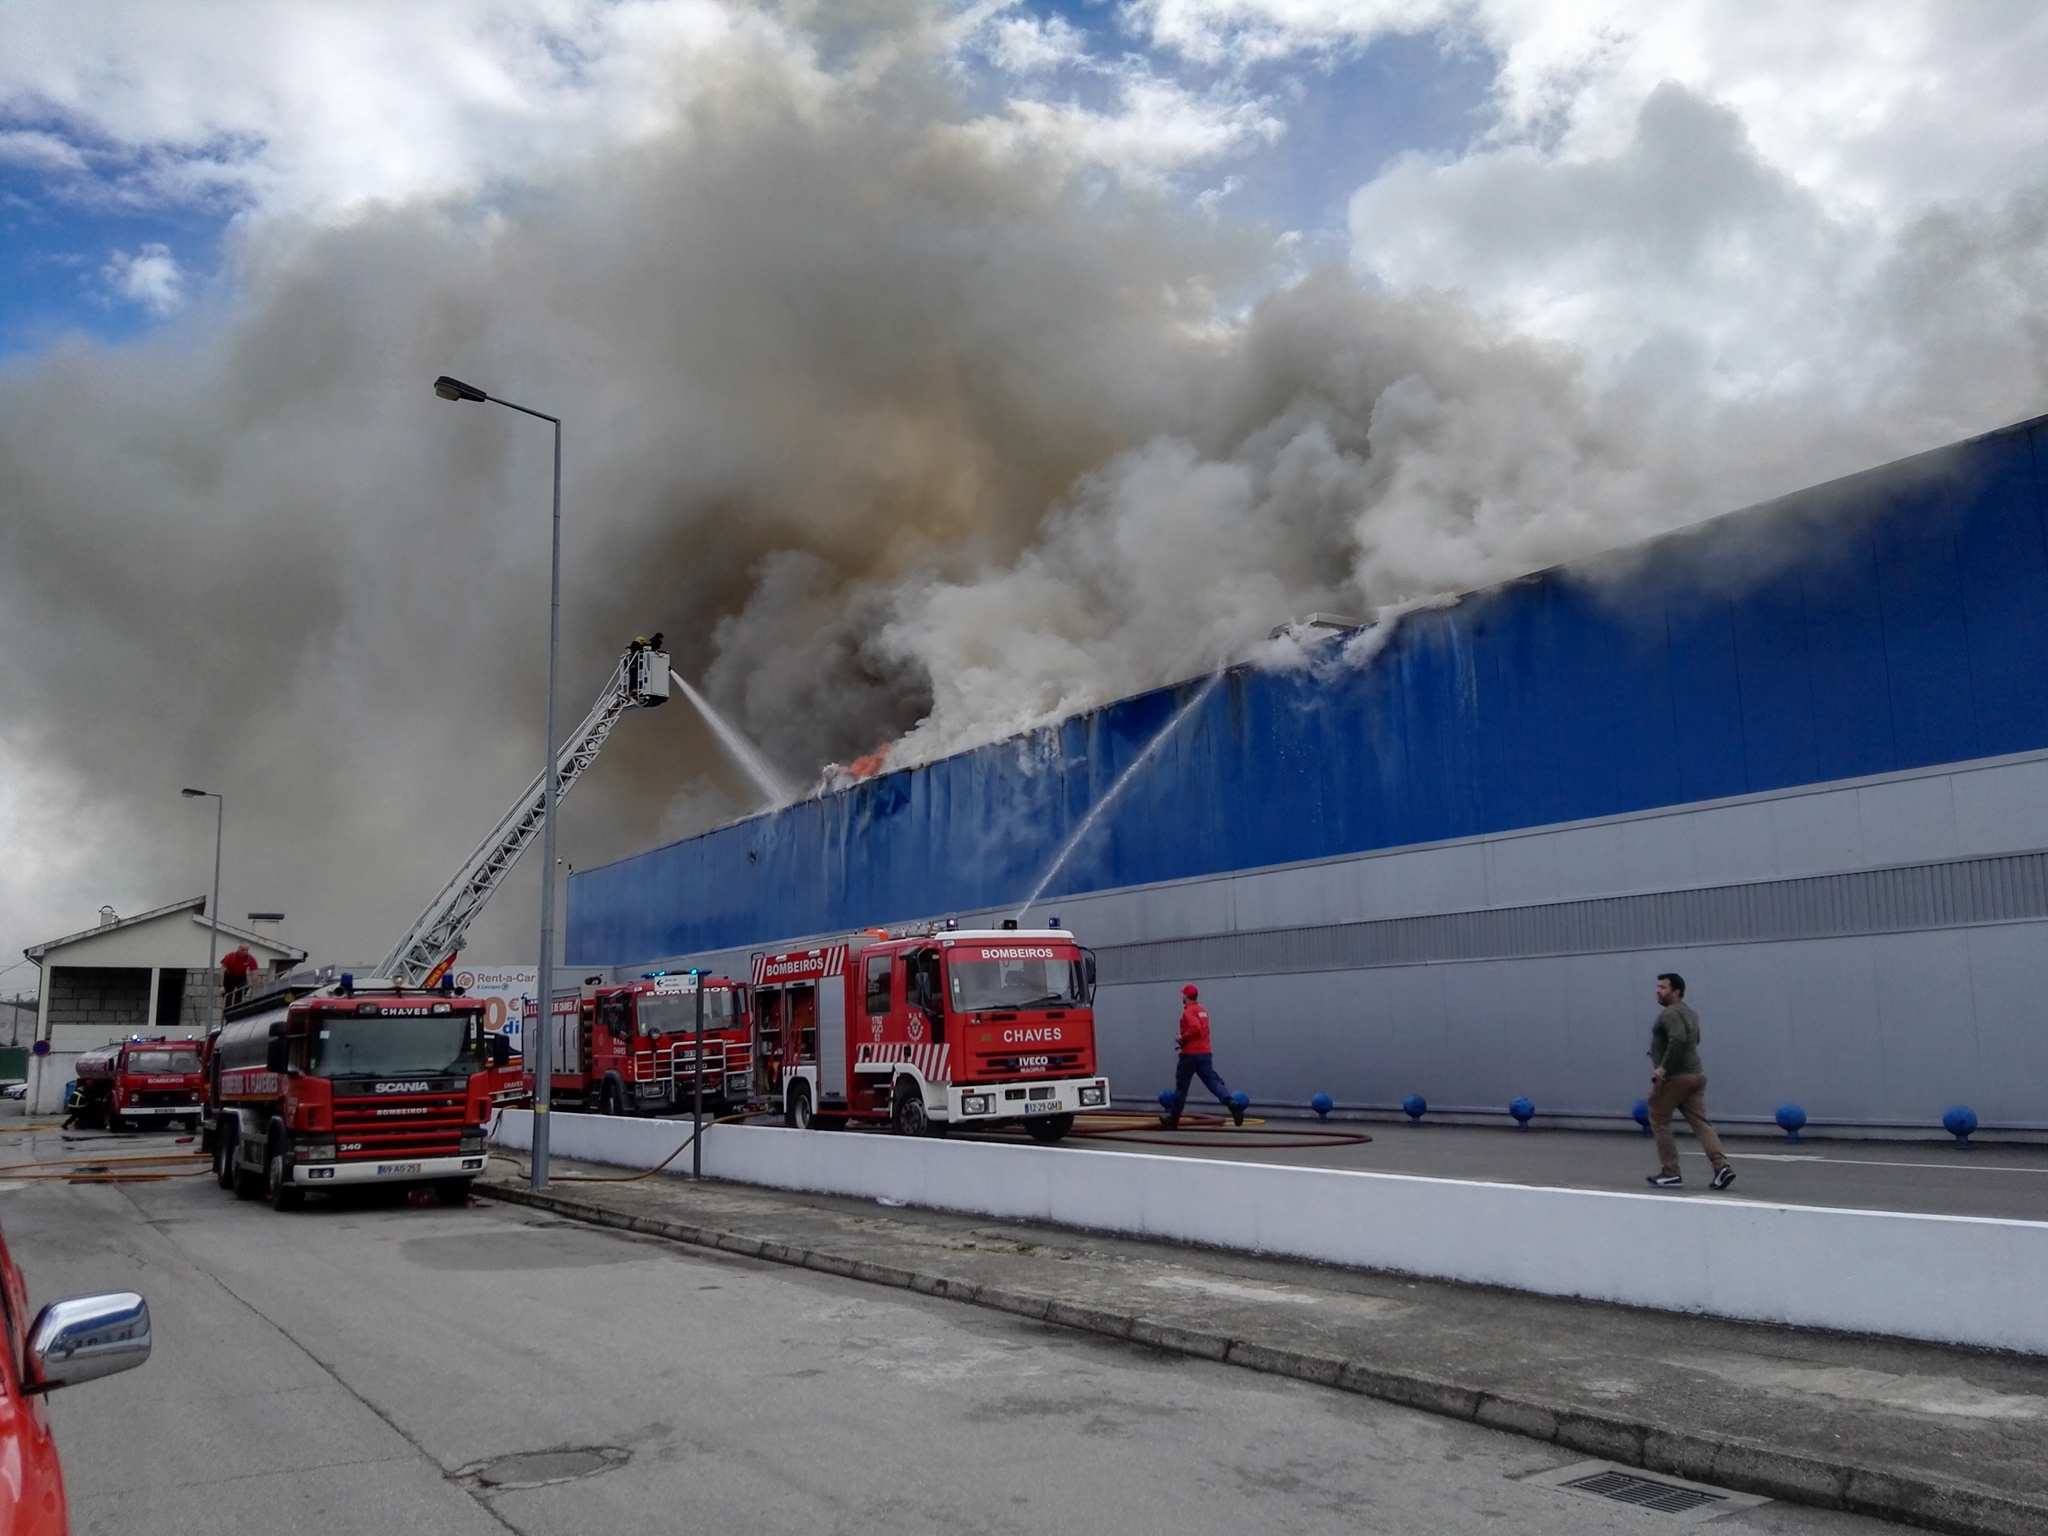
left=1161, top=984, right=1245, bottom=1128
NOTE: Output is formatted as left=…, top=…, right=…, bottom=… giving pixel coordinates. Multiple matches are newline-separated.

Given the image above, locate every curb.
left=479, top=1181, right=2042, bottom=1536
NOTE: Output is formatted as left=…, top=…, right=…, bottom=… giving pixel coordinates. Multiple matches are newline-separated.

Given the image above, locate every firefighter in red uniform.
left=1161, top=984, right=1245, bottom=1128
left=220, top=944, right=259, bottom=1007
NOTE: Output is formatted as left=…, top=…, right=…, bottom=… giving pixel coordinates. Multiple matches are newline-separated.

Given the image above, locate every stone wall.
left=45, top=966, right=152, bottom=1034
left=177, top=970, right=219, bottom=1032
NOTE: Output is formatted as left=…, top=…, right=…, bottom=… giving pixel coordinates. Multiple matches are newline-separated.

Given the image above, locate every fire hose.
left=485, top=1107, right=760, bottom=1183
left=0, top=1148, right=211, bottom=1183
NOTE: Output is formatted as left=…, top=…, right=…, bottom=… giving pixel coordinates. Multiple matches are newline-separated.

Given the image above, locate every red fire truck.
left=752, top=925, right=1108, bottom=1141
left=208, top=974, right=509, bottom=1211
left=69, top=1036, right=204, bottom=1133
left=539, top=971, right=752, bottom=1114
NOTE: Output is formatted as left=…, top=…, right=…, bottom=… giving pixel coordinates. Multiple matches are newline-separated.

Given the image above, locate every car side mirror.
left=491, top=1035, right=513, bottom=1067
left=25, top=1293, right=151, bottom=1394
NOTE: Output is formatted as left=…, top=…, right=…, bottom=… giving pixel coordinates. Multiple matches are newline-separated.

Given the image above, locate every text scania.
left=374, top=1081, right=431, bottom=1094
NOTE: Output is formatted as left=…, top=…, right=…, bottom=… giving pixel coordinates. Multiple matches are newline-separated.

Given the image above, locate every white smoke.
left=5, top=2, right=2048, bottom=967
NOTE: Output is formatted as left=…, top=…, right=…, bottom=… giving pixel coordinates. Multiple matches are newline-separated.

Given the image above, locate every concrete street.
left=5, top=1122, right=1905, bottom=1536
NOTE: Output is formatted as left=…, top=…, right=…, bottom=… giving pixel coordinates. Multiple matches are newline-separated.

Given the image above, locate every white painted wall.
left=493, top=1110, right=2048, bottom=1356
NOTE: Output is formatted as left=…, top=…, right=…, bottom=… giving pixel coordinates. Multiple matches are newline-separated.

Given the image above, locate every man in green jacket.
left=1645, top=972, right=1735, bottom=1190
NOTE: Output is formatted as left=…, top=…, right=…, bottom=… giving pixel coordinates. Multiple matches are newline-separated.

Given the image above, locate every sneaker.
left=1231, top=1102, right=1246, bottom=1127
left=1158, top=1116, right=1179, bottom=1131
left=1711, top=1166, right=1737, bottom=1190
left=1646, top=1172, right=1683, bottom=1188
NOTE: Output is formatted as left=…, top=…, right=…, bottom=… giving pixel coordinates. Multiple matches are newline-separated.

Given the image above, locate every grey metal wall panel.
left=1858, top=776, right=1960, bottom=867
left=1688, top=801, right=1779, bottom=887
left=1770, top=788, right=1865, bottom=876
left=1953, top=758, right=2048, bottom=857
left=1960, top=924, right=2048, bottom=1119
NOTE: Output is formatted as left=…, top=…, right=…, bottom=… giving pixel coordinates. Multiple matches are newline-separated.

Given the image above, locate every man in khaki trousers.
left=1645, top=972, right=1735, bottom=1190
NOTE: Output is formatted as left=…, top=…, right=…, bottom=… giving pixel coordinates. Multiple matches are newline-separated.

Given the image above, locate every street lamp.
left=180, top=788, right=223, bottom=1030
left=433, top=372, right=563, bottom=1191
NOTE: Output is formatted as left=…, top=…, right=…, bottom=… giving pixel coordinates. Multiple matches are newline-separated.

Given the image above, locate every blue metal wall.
left=570, top=416, right=2048, bottom=967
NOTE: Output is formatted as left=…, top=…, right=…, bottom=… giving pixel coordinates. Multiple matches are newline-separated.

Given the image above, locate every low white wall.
left=492, top=1110, right=2048, bottom=1355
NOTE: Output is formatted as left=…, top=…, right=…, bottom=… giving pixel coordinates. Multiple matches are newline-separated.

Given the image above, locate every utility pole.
left=692, top=969, right=705, bottom=1179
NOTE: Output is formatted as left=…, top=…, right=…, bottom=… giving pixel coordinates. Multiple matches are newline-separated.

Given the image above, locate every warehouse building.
left=21, top=898, right=305, bottom=1113
left=569, top=413, right=2048, bottom=1134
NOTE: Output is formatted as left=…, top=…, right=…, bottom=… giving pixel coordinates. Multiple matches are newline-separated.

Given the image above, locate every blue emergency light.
left=338, top=972, right=355, bottom=997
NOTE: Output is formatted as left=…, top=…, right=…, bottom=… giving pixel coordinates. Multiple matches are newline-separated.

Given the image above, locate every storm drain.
left=1524, top=1460, right=1767, bottom=1524
left=1564, top=1470, right=1727, bottom=1513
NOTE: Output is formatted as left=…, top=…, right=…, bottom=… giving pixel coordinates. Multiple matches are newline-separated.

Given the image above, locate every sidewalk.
left=479, top=1160, right=2048, bottom=1536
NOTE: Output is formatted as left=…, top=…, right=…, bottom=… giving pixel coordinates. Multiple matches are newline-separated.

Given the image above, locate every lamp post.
left=180, top=788, right=223, bottom=1030
left=432, top=373, right=562, bottom=1191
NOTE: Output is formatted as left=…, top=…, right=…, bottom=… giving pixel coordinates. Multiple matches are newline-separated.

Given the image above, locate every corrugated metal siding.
left=570, top=415, right=2048, bottom=967
left=1096, top=849, right=2048, bottom=983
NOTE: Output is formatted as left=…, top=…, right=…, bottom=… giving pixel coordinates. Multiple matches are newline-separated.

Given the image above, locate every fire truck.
left=208, top=974, right=509, bottom=1211
left=539, top=971, right=752, bottom=1114
left=753, top=924, right=1108, bottom=1141
left=69, top=1036, right=204, bottom=1133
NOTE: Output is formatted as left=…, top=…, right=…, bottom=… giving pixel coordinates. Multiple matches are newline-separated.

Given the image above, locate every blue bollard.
left=1775, top=1103, right=1807, bottom=1143
left=1310, top=1091, right=1334, bottom=1121
left=1157, top=1089, right=1176, bottom=1112
left=1631, top=1098, right=1651, bottom=1135
left=1942, top=1105, right=1978, bottom=1148
left=1509, top=1096, right=1535, bottom=1130
left=1230, top=1091, right=1250, bottom=1115
left=1401, top=1093, right=1427, bottom=1123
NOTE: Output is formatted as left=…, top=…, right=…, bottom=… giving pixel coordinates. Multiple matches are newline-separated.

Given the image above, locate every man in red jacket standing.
left=1161, top=984, right=1245, bottom=1128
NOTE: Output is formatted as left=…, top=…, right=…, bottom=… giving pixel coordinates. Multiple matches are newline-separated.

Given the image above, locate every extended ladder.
left=377, top=644, right=670, bottom=984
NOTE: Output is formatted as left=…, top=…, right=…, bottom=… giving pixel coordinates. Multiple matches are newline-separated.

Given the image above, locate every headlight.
left=459, top=1132, right=486, bottom=1154
left=295, top=1138, right=337, bottom=1163
left=961, top=1094, right=991, bottom=1115
left=1079, top=1085, right=1107, bottom=1107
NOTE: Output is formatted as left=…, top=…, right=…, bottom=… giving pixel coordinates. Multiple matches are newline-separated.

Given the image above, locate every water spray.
left=670, top=669, right=794, bottom=810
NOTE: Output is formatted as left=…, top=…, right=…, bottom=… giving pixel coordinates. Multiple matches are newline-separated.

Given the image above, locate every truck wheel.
left=599, top=1076, right=626, bottom=1116
left=232, top=1133, right=262, bottom=1201
left=184, top=1117, right=201, bottom=1135
left=433, top=1180, right=473, bottom=1208
left=785, top=1083, right=813, bottom=1130
left=214, top=1126, right=237, bottom=1190
left=891, top=1079, right=943, bottom=1139
left=1024, top=1113, right=1076, bottom=1145
left=264, top=1131, right=305, bottom=1212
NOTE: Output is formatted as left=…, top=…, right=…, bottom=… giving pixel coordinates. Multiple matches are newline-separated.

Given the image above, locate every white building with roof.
left=21, top=898, right=306, bottom=1113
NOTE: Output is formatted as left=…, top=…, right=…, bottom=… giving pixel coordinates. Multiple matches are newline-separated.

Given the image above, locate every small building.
left=21, top=898, right=307, bottom=1113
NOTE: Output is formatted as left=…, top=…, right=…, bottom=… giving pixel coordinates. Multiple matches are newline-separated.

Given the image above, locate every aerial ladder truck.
left=202, top=640, right=671, bottom=1145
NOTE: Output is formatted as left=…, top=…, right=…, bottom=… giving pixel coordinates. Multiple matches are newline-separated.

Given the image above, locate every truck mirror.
left=264, top=1036, right=289, bottom=1074
left=25, top=1293, right=151, bottom=1394
left=491, top=1034, right=513, bottom=1067
left=1083, top=950, right=1098, bottom=1001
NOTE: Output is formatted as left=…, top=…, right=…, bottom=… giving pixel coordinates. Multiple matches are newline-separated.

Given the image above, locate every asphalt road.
left=947, top=1116, right=2048, bottom=1220
left=4, top=1123, right=1907, bottom=1536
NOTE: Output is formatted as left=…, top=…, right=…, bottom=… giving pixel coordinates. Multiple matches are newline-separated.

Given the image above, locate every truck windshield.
left=129, top=1049, right=200, bottom=1074
left=949, top=957, right=1084, bottom=1013
left=637, top=989, right=735, bottom=1036
left=311, top=1018, right=477, bottom=1078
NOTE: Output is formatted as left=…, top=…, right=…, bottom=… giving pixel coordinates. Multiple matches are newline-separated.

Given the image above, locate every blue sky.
left=0, top=1, right=1501, bottom=357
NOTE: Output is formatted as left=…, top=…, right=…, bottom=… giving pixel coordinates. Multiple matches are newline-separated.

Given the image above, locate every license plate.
left=377, top=1162, right=424, bottom=1176
left=1024, top=1102, right=1058, bottom=1115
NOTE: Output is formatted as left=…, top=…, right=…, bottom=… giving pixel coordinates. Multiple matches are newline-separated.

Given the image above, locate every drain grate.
left=1563, top=1469, right=1729, bottom=1514
left=1524, top=1460, right=1765, bottom=1524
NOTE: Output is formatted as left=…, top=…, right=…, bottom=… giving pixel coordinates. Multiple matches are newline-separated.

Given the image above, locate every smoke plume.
left=4, top=5, right=2045, bottom=969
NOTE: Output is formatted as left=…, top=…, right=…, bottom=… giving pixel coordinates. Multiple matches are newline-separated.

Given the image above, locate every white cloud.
left=0, top=127, right=88, bottom=173
left=984, top=12, right=1089, bottom=75
left=0, top=0, right=815, bottom=222
left=102, top=242, right=185, bottom=314
left=966, top=70, right=1285, bottom=186
left=1127, top=0, right=1463, bottom=66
